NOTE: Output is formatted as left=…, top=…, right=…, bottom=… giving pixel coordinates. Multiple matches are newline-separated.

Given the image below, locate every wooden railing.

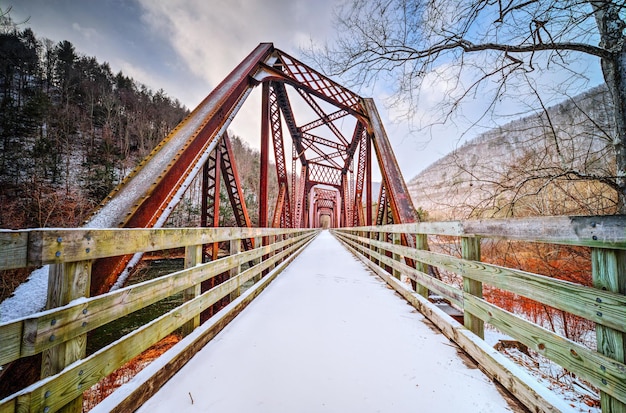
left=333, top=215, right=626, bottom=413
left=0, top=227, right=318, bottom=413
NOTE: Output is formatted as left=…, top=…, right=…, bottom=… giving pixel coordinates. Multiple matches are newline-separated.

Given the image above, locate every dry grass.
left=83, top=334, right=181, bottom=411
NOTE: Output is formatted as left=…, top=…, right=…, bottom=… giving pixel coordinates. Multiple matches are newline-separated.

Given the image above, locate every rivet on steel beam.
left=597, top=311, right=603, bottom=317
left=56, top=237, right=62, bottom=243
left=49, top=335, right=56, bottom=342
left=592, top=235, right=598, bottom=240
left=44, top=390, right=51, bottom=398
left=44, top=407, right=50, bottom=413
left=83, top=308, right=88, bottom=314
left=86, top=248, right=90, bottom=253
left=596, top=297, right=602, bottom=303
left=55, top=251, right=61, bottom=257
left=50, top=319, right=56, bottom=326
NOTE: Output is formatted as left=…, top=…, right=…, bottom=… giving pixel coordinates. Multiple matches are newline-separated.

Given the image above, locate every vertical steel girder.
left=202, top=145, right=222, bottom=260
left=268, top=84, right=293, bottom=228
left=363, top=98, right=418, bottom=226
left=259, top=82, right=270, bottom=228
left=294, top=165, right=307, bottom=228
left=376, top=184, right=387, bottom=227
left=353, top=125, right=367, bottom=226
left=219, top=134, right=254, bottom=250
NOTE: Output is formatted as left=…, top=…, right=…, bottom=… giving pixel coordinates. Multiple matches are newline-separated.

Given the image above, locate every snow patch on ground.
left=0, top=266, right=49, bottom=323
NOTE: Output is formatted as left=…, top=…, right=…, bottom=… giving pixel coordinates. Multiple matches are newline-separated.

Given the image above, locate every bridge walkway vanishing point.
left=98, top=231, right=523, bottom=413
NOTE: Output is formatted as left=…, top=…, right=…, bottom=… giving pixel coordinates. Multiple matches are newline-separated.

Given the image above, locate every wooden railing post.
left=461, top=236, right=484, bottom=339
left=270, top=234, right=276, bottom=270
left=230, top=238, right=242, bottom=300
left=41, top=260, right=91, bottom=413
left=182, top=244, right=202, bottom=336
left=414, top=233, right=429, bottom=298
left=392, top=232, right=401, bottom=280
left=377, top=231, right=385, bottom=267
left=592, top=248, right=626, bottom=413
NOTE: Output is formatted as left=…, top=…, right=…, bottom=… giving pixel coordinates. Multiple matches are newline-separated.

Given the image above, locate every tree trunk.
left=592, top=1, right=626, bottom=213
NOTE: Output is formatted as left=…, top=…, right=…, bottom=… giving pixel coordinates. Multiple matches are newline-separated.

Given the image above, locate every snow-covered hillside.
left=408, top=85, right=615, bottom=219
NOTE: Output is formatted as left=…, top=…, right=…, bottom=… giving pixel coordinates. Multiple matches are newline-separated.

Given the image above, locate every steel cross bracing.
left=83, top=42, right=419, bottom=295
left=218, top=134, right=254, bottom=250
left=268, top=84, right=293, bottom=228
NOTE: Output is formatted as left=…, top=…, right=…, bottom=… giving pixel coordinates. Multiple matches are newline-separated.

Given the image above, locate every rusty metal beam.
left=219, top=133, right=254, bottom=250
left=88, top=43, right=274, bottom=295
left=353, top=125, right=367, bottom=226
left=259, top=82, right=270, bottom=228
left=294, top=165, right=307, bottom=228
left=272, top=184, right=287, bottom=228
left=296, top=88, right=349, bottom=146
left=271, top=82, right=307, bottom=166
left=300, top=109, right=350, bottom=132
left=363, top=98, right=419, bottom=226
left=269, top=84, right=293, bottom=228
left=301, top=132, right=347, bottom=151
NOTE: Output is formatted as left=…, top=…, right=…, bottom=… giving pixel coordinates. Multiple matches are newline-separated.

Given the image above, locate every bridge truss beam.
left=85, top=42, right=419, bottom=294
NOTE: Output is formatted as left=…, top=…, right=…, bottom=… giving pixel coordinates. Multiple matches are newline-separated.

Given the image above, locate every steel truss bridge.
left=0, top=43, right=624, bottom=413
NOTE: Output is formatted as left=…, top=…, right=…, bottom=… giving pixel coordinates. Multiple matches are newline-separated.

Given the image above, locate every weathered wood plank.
left=24, top=227, right=316, bottom=265
left=40, top=260, right=91, bottom=413
left=340, top=231, right=626, bottom=333
left=343, top=215, right=626, bottom=249
left=14, top=233, right=311, bottom=362
left=465, top=294, right=626, bottom=405
left=0, top=231, right=28, bottom=270
left=0, top=322, right=22, bottom=367
left=414, top=233, right=429, bottom=298
left=0, top=234, right=309, bottom=368
left=0, top=235, right=314, bottom=413
left=182, top=244, right=202, bottom=336
left=229, top=238, right=241, bottom=300
left=592, top=248, right=626, bottom=413
left=462, top=237, right=483, bottom=339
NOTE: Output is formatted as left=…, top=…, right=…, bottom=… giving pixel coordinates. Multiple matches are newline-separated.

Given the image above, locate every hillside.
left=408, top=85, right=617, bottom=220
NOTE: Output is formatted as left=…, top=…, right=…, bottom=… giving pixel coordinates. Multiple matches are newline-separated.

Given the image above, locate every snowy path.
left=135, top=231, right=520, bottom=413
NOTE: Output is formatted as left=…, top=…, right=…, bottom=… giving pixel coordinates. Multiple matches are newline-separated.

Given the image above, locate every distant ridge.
left=407, top=85, right=615, bottom=219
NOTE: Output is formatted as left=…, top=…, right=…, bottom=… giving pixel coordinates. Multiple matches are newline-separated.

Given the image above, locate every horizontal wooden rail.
left=333, top=215, right=626, bottom=412
left=0, top=226, right=319, bottom=413
left=0, top=227, right=309, bottom=270
left=349, top=215, right=626, bottom=249
left=337, top=231, right=626, bottom=333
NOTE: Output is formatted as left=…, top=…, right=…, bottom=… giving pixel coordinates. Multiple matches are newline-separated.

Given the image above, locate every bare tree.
left=310, top=0, right=626, bottom=214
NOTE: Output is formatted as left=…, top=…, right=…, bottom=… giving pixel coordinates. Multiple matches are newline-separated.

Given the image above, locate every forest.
left=0, top=24, right=189, bottom=229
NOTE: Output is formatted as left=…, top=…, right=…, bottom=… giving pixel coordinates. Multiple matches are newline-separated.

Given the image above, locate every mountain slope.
left=408, top=85, right=616, bottom=219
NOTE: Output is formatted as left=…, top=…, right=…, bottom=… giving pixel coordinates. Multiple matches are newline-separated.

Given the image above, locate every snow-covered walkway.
left=134, top=230, right=520, bottom=412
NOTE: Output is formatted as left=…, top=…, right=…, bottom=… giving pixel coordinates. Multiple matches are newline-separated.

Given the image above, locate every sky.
left=6, top=0, right=606, bottom=182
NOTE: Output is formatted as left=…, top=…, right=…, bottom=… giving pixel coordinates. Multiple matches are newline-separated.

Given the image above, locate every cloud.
left=133, top=0, right=341, bottom=149
left=136, top=0, right=338, bottom=88
left=71, top=22, right=99, bottom=41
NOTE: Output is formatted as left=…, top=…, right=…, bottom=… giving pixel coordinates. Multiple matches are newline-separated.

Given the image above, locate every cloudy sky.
left=8, top=0, right=606, bottom=182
